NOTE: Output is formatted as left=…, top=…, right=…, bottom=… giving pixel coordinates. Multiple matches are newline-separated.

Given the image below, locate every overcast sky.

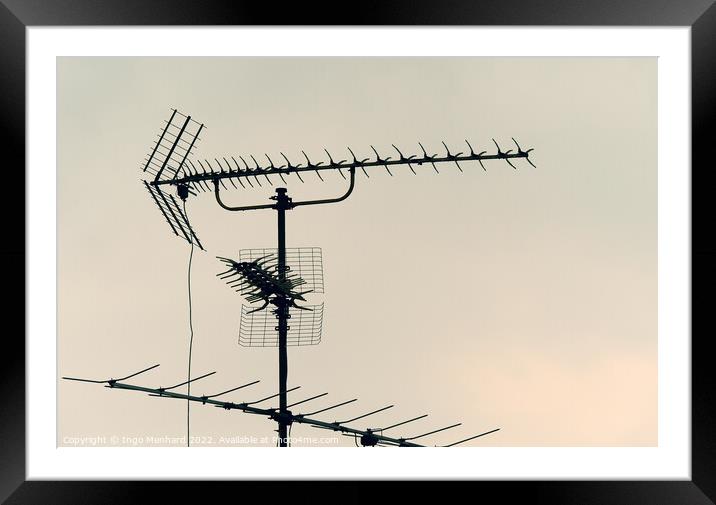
left=57, top=56, right=656, bottom=447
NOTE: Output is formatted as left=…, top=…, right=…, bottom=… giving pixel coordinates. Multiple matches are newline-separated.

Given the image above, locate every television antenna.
left=65, top=108, right=535, bottom=447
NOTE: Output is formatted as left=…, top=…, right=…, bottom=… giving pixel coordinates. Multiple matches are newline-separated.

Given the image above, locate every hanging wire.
left=184, top=199, right=195, bottom=447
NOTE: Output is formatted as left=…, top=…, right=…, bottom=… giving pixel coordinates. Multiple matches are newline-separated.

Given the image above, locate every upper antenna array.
left=139, top=109, right=535, bottom=250
left=164, top=138, right=535, bottom=194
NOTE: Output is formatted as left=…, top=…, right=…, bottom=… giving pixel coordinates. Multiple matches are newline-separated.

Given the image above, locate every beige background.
left=57, top=57, right=657, bottom=447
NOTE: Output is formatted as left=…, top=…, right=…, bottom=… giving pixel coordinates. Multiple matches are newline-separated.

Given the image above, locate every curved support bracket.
left=213, top=179, right=276, bottom=212
left=292, top=167, right=356, bottom=208
left=213, top=167, right=356, bottom=212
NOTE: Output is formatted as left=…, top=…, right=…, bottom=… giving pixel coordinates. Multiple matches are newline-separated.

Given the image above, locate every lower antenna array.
left=62, top=364, right=500, bottom=447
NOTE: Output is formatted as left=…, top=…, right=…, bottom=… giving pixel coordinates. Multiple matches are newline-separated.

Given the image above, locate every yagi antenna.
left=138, top=108, right=535, bottom=253
left=162, top=137, right=535, bottom=199
left=141, top=109, right=205, bottom=249
left=63, top=365, right=499, bottom=448
left=225, top=248, right=325, bottom=347
left=68, top=107, right=531, bottom=448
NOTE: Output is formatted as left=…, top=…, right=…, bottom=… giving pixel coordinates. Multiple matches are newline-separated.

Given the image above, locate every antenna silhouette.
left=62, top=363, right=499, bottom=447
left=65, top=107, right=535, bottom=448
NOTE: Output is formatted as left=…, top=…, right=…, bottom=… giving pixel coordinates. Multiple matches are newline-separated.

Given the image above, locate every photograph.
left=57, top=56, right=657, bottom=449
left=5, top=3, right=710, bottom=500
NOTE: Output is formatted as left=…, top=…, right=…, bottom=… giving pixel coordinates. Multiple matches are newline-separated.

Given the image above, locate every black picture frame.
left=3, top=1, right=714, bottom=503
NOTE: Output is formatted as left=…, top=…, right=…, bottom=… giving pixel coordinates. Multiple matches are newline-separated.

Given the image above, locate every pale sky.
left=57, top=57, right=657, bottom=447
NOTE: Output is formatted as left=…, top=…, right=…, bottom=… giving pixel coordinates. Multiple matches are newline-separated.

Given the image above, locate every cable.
left=184, top=199, right=195, bottom=447
left=288, top=423, right=293, bottom=447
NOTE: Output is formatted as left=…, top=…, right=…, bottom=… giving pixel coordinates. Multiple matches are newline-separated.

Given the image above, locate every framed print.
left=5, top=0, right=715, bottom=503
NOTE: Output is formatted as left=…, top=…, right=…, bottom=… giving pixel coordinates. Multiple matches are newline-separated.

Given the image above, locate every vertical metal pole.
left=275, top=187, right=289, bottom=446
